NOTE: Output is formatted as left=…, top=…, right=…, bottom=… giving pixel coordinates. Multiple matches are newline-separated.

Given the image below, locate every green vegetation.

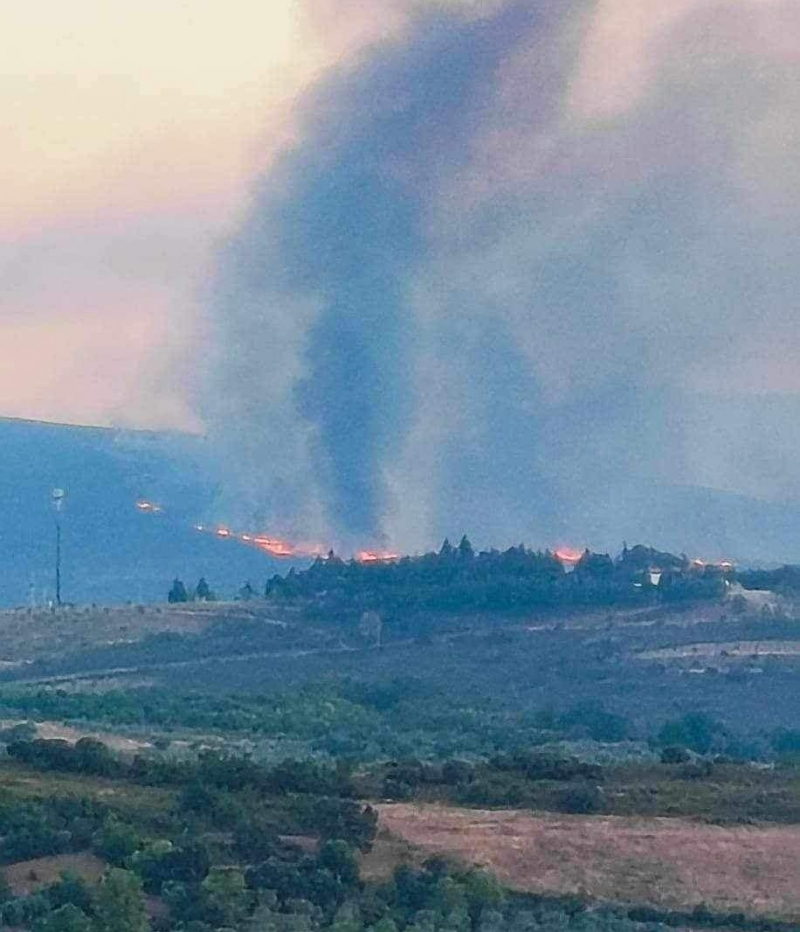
left=265, top=543, right=729, bottom=615
left=739, top=565, right=800, bottom=595
left=0, top=542, right=796, bottom=930
left=359, top=755, right=800, bottom=823
left=0, top=680, right=794, bottom=767
left=0, top=748, right=690, bottom=932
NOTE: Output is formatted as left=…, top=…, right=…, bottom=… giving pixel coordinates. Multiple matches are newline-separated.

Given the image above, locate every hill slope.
left=0, top=418, right=295, bottom=606
left=4, top=415, right=800, bottom=607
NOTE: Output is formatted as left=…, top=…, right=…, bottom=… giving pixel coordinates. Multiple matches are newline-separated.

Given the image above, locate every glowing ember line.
left=191, top=522, right=326, bottom=559
left=137, top=502, right=737, bottom=574
left=355, top=550, right=401, bottom=563
left=136, top=499, right=402, bottom=562
left=692, top=557, right=735, bottom=571
left=555, top=547, right=584, bottom=565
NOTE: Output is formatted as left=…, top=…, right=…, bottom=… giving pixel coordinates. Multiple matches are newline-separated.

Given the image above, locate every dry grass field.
left=4, top=853, right=106, bottom=896
left=377, top=803, right=800, bottom=921
left=0, top=604, right=222, bottom=667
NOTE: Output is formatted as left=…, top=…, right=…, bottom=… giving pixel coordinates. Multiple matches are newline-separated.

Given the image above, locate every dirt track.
left=378, top=803, right=800, bottom=920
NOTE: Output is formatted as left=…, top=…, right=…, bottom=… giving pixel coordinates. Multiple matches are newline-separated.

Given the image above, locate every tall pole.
left=51, top=488, right=65, bottom=608
left=55, top=517, right=62, bottom=607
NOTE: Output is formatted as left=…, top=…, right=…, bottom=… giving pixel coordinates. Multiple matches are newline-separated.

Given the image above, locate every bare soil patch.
left=4, top=852, right=107, bottom=895
left=378, top=803, right=800, bottom=921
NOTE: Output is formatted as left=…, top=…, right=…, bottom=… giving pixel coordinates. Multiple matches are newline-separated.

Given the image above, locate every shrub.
left=660, top=745, right=690, bottom=764
left=557, top=784, right=604, bottom=814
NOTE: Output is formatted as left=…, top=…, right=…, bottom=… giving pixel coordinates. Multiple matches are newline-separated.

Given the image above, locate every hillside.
left=0, top=418, right=300, bottom=607
left=0, top=596, right=796, bottom=760
left=6, top=416, right=800, bottom=609
left=0, top=590, right=795, bottom=932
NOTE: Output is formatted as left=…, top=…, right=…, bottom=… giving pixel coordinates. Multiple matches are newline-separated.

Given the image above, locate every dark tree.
left=458, top=535, right=474, bottom=559
left=168, top=578, right=188, bottom=603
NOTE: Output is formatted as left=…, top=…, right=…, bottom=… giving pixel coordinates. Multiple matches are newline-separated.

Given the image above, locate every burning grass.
left=377, top=803, right=800, bottom=921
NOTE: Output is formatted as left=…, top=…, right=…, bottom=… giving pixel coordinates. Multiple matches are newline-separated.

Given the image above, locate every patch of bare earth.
left=378, top=804, right=800, bottom=921
left=4, top=853, right=107, bottom=895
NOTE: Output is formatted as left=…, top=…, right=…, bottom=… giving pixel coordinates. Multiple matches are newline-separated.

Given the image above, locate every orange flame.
left=692, top=557, right=735, bottom=571
left=189, top=522, right=325, bottom=559
left=137, top=498, right=399, bottom=562
left=555, top=547, right=584, bottom=565
left=355, top=550, right=401, bottom=564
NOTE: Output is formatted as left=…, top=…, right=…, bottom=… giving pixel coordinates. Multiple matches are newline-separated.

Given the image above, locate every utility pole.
left=55, top=519, right=61, bottom=606
left=51, top=488, right=65, bottom=607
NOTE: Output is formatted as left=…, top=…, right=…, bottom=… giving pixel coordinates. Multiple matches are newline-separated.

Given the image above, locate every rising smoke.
left=201, top=0, right=800, bottom=558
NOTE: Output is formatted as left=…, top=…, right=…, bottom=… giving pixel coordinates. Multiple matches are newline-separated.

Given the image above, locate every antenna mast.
left=51, top=488, right=66, bottom=607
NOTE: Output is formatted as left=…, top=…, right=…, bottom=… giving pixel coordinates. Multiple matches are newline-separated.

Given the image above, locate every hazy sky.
left=1, top=0, right=746, bottom=431
left=5, top=0, right=800, bottom=555
left=0, top=0, right=408, bottom=428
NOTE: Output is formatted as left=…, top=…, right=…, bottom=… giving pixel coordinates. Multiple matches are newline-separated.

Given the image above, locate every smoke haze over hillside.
left=201, top=0, right=800, bottom=556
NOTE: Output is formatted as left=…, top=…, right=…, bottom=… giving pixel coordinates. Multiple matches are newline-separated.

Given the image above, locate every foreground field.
left=377, top=803, right=800, bottom=921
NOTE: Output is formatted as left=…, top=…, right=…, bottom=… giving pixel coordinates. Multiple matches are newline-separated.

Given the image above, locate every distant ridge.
left=0, top=418, right=295, bottom=607
left=1, top=417, right=800, bottom=607
left=0, top=414, right=197, bottom=438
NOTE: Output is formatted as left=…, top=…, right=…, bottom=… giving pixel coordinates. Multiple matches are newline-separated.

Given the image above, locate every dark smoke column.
left=286, top=154, right=419, bottom=539
left=202, top=3, right=538, bottom=544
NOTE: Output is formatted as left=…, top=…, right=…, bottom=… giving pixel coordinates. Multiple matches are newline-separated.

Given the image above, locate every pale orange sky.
left=0, top=0, right=409, bottom=429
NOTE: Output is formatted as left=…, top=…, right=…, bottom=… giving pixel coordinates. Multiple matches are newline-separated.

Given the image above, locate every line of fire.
left=135, top=501, right=734, bottom=574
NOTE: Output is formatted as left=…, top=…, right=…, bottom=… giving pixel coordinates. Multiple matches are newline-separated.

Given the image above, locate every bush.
left=92, top=817, right=140, bottom=865
left=660, top=745, right=690, bottom=764
left=557, top=784, right=604, bottom=814
left=657, top=714, right=726, bottom=755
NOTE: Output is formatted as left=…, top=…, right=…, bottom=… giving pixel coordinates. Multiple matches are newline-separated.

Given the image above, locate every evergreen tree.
left=93, top=869, right=149, bottom=932
left=36, top=904, right=92, bottom=932
left=167, top=578, right=188, bottom=604
left=200, top=867, right=250, bottom=927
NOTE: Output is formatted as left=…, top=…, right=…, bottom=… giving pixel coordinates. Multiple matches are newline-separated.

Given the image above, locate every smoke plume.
left=201, top=0, right=800, bottom=558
